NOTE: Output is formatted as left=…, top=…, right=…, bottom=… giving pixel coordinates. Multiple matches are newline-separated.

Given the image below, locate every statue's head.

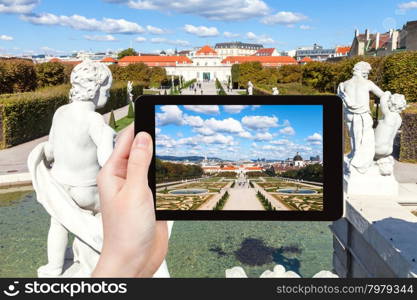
left=388, top=94, right=407, bottom=113
left=353, top=61, right=372, bottom=79
left=69, top=60, right=113, bottom=109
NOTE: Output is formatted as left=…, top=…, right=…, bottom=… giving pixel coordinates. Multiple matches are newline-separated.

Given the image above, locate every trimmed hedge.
left=400, top=105, right=417, bottom=162
left=0, top=81, right=143, bottom=149
left=0, top=59, right=37, bottom=94
left=35, top=62, right=66, bottom=88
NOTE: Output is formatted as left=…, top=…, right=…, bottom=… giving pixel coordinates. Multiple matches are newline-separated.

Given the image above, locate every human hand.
left=92, top=125, right=168, bottom=278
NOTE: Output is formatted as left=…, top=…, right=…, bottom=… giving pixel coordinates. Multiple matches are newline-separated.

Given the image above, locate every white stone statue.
left=127, top=81, right=133, bottom=103
left=247, top=81, right=253, bottom=95
left=338, top=62, right=407, bottom=196
left=272, top=87, right=279, bottom=95
left=337, top=61, right=385, bottom=174
left=225, top=265, right=338, bottom=278
left=374, top=92, right=407, bottom=175
left=28, top=60, right=173, bottom=277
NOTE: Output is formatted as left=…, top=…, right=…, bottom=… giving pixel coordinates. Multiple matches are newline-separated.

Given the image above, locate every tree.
left=117, top=48, right=138, bottom=59
left=149, top=66, right=167, bottom=88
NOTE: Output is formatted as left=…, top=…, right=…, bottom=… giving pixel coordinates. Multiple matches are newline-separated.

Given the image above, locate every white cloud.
left=156, top=134, right=176, bottom=148
left=177, top=134, right=234, bottom=146
left=254, top=132, right=273, bottom=141
left=307, top=133, right=322, bottom=145
left=0, top=0, right=38, bottom=14
left=184, top=24, right=219, bottom=37
left=279, top=126, right=296, bottom=135
left=223, top=31, right=240, bottom=38
left=156, top=105, right=184, bottom=126
left=107, top=0, right=270, bottom=21
left=398, top=1, right=417, bottom=10
left=146, top=25, right=166, bottom=34
left=85, top=34, right=117, bottom=41
left=242, top=115, right=278, bottom=131
left=0, top=34, right=13, bottom=41
left=155, top=127, right=161, bottom=134
left=150, top=37, right=190, bottom=46
left=195, top=127, right=215, bottom=136
left=223, top=105, right=247, bottom=114
left=238, top=131, right=253, bottom=139
left=299, top=24, right=311, bottom=30
left=261, top=11, right=308, bottom=26
left=135, top=36, right=146, bottom=42
left=184, top=115, right=204, bottom=127
left=184, top=105, right=219, bottom=115
left=21, top=13, right=145, bottom=34
left=251, top=142, right=258, bottom=148
left=270, top=139, right=291, bottom=145
left=204, top=117, right=245, bottom=134
left=246, top=31, right=275, bottom=44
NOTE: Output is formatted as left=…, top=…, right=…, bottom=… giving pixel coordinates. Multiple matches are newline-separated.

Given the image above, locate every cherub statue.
left=127, top=81, right=133, bottom=103
left=337, top=61, right=386, bottom=174
left=33, top=60, right=116, bottom=277
left=247, top=81, right=254, bottom=96
left=374, top=92, right=407, bottom=175
left=272, top=87, right=279, bottom=95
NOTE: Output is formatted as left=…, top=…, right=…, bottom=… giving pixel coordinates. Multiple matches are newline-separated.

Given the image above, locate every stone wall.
left=331, top=196, right=417, bottom=278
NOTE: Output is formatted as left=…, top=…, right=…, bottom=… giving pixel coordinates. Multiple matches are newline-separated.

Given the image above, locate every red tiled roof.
left=222, top=56, right=297, bottom=64
left=101, top=57, right=117, bottom=63
left=370, top=34, right=391, bottom=49
left=196, top=45, right=217, bottom=55
left=253, top=48, right=276, bottom=55
left=300, top=57, right=313, bottom=62
left=245, top=167, right=263, bottom=170
left=221, top=166, right=238, bottom=170
left=335, top=46, right=351, bottom=54
left=118, top=55, right=192, bottom=64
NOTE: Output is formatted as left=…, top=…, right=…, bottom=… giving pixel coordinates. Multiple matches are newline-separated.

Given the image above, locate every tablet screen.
left=154, top=104, right=324, bottom=212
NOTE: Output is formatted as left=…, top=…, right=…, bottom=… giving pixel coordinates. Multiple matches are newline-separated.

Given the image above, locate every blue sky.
left=155, top=105, right=323, bottom=161
left=1, top=0, right=416, bottom=56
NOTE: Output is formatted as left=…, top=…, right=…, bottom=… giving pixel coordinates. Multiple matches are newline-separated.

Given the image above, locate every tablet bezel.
left=135, top=95, right=343, bottom=221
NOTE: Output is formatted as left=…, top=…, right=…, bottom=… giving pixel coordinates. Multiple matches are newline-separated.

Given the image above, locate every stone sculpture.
left=225, top=265, right=338, bottom=278
left=272, top=87, right=279, bottom=95
left=127, top=81, right=133, bottom=103
left=28, top=60, right=172, bottom=277
left=247, top=81, right=253, bottom=95
left=338, top=61, right=407, bottom=196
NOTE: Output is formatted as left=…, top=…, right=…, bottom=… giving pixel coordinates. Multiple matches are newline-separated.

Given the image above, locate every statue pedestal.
left=344, top=163, right=399, bottom=196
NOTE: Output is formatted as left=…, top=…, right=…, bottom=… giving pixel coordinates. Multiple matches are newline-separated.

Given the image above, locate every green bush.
left=0, top=59, right=37, bottom=94
left=400, top=107, right=417, bottom=162
left=382, top=51, right=417, bottom=102
left=302, top=62, right=337, bottom=93
left=216, top=78, right=227, bottom=95
left=108, top=110, right=116, bottom=130
left=109, top=63, right=151, bottom=87
left=35, top=62, right=66, bottom=87
left=0, top=81, right=143, bottom=149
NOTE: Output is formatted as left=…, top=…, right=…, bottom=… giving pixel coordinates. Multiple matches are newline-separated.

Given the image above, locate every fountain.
left=169, top=189, right=208, bottom=195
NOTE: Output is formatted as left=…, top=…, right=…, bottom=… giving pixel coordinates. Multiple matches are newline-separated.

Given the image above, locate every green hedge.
left=0, top=59, right=37, bottom=94
left=0, top=82, right=143, bottom=149
left=400, top=106, right=417, bottom=162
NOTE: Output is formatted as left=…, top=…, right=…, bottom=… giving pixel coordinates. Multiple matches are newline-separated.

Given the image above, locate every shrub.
left=108, top=110, right=116, bottom=129
left=0, top=59, right=37, bottom=94
left=216, top=78, right=227, bottom=95
left=127, top=101, right=135, bottom=118
left=302, top=62, right=337, bottom=93
left=0, top=81, right=143, bottom=149
left=399, top=106, right=417, bottom=162
left=277, top=64, right=303, bottom=83
left=35, top=62, right=66, bottom=87
left=382, top=51, right=417, bottom=102
left=149, top=67, right=167, bottom=88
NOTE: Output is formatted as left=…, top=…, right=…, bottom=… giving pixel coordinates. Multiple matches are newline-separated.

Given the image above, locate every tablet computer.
left=135, top=95, right=343, bottom=221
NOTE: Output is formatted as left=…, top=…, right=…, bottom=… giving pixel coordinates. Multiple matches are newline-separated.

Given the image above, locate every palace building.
left=104, top=45, right=297, bottom=82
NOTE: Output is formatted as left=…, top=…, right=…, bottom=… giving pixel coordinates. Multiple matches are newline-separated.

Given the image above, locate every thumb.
left=126, top=131, right=153, bottom=185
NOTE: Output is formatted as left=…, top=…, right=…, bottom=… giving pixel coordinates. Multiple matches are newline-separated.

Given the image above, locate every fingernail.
left=134, top=132, right=149, bottom=148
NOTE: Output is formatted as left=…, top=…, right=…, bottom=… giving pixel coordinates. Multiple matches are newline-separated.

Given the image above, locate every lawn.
left=115, top=116, right=134, bottom=132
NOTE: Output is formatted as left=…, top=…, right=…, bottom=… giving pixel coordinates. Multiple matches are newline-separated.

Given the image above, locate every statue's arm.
left=89, top=114, right=116, bottom=167
left=337, top=83, right=356, bottom=109
left=379, top=91, right=391, bottom=116
left=369, top=81, right=384, bottom=99
left=44, top=115, right=57, bottom=162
